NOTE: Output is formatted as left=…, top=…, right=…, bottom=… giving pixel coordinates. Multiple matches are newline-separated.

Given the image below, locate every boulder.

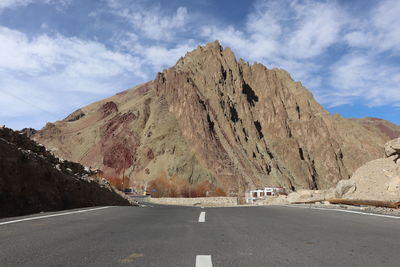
left=285, top=189, right=335, bottom=203
left=340, top=158, right=400, bottom=201
left=335, top=179, right=356, bottom=198
left=385, top=138, right=400, bottom=162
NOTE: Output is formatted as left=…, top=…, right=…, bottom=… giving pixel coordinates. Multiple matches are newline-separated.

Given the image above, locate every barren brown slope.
left=34, top=41, right=389, bottom=193
left=351, top=117, right=400, bottom=140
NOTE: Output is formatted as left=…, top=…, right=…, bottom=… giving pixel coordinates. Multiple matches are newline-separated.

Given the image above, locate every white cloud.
left=344, top=0, right=400, bottom=53
left=0, top=26, right=146, bottom=128
left=200, top=0, right=348, bottom=90
left=0, top=0, right=32, bottom=11
left=0, top=26, right=146, bottom=85
left=106, top=0, right=188, bottom=41
left=0, top=0, right=72, bottom=12
left=322, top=0, right=400, bottom=107
left=285, top=2, right=345, bottom=59
left=326, top=54, right=400, bottom=107
left=202, top=0, right=346, bottom=61
left=138, top=43, right=196, bottom=70
left=102, top=1, right=197, bottom=72
left=0, top=0, right=198, bottom=129
left=200, top=0, right=400, bottom=109
left=2, top=0, right=400, bottom=129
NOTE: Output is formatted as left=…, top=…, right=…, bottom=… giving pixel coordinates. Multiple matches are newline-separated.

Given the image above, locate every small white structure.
left=246, top=187, right=285, bottom=203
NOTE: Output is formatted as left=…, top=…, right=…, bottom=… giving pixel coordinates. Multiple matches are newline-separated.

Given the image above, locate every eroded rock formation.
left=34, top=41, right=392, bottom=193
left=385, top=138, right=400, bottom=164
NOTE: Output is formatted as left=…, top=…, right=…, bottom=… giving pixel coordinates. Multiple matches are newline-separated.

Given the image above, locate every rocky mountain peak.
left=34, top=41, right=392, bottom=194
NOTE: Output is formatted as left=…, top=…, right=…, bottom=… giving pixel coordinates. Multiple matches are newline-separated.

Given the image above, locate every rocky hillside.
left=352, top=117, right=400, bottom=140
left=34, top=41, right=392, bottom=193
left=0, top=126, right=134, bottom=219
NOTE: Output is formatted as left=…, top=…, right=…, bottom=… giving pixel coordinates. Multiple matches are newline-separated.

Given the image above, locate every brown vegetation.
left=103, top=176, right=123, bottom=190
left=100, top=174, right=131, bottom=191
left=147, top=172, right=226, bottom=198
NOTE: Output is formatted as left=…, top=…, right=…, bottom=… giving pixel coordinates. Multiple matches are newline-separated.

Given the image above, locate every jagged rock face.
left=385, top=138, right=400, bottom=160
left=34, top=41, right=391, bottom=192
left=0, top=126, right=132, bottom=218
left=19, top=127, right=37, bottom=138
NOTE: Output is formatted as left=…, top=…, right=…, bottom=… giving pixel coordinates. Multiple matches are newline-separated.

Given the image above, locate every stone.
left=384, top=138, right=400, bottom=163
left=337, top=158, right=400, bottom=201
left=335, top=179, right=356, bottom=198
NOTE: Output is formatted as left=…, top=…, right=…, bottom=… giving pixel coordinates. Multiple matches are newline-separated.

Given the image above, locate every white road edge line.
left=283, top=205, right=400, bottom=219
left=196, top=255, right=212, bottom=267
left=198, top=211, right=206, bottom=222
left=0, top=206, right=111, bottom=226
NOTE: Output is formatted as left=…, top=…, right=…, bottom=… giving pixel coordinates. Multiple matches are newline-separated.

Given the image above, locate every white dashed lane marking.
left=196, top=255, right=212, bottom=267
left=198, top=211, right=206, bottom=222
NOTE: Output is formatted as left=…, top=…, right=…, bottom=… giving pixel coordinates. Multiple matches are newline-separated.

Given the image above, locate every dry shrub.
left=215, top=187, right=227, bottom=197
left=147, top=172, right=170, bottom=197
left=99, top=175, right=123, bottom=190
left=95, top=169, right=131, bottom=191
left=107, top=177, right=123, bottom=190
left=147, top=172, right=227, bottom=198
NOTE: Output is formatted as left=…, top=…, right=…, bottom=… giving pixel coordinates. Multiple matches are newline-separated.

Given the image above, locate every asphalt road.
left=0, top=204, right=399, bottom=267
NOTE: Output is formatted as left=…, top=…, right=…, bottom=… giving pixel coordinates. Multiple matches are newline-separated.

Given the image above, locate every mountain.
left=351, top=117, right=400, bottom=140
left=0, top=126, right=134, bottom=218
left=34, top=41, right=391, bottom=194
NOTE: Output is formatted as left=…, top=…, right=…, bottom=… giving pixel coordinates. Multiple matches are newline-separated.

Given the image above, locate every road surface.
left=0, top=204, right=399, bottom=266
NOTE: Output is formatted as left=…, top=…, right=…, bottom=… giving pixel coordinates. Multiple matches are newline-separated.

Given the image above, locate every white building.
left=246, top=187, right=285, bottom=203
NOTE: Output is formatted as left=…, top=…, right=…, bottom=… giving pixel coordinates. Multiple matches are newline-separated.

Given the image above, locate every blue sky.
left=0, top=0, right=399, bottom=130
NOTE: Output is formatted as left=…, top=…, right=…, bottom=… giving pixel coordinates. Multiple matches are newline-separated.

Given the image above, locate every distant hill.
left=34, top=41, right=391, bottom=194
left=351, top=117, right=400, bottom=140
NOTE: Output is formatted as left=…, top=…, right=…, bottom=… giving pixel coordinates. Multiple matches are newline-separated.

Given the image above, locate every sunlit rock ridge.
left=34, top=41, right=391, bottom=192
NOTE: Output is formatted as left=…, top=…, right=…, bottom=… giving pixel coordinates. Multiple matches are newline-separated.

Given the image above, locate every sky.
left=0, top=0, right=399, bottom=130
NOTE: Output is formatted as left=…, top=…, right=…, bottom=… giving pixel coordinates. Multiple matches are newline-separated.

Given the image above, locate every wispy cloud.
left=103, top=0, right=197, bottom=71
left=0, top=26, right=145, bottom=128
left=106, top=0, right=188, bottom=41
left=0, top=0, right=33, bottom=11
left=327, top=0, right=400, bottom=107
left=0, top=0, right=71, bottom=12
left=201, top=0, right=347, bottom=93
left=1, top=0, right=400, bottom=129
left=344, top=0, right=400, bottom=53
left=327, top=54, right=400, bottom=107
left=201, top=0, right=400, bottom=109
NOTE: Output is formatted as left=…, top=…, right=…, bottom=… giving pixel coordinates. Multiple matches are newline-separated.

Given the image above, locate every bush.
left=101, top=175, right=123, bottom=190
left=147, top=172, right=227, bottom=198
left=215, top=187, right=227, bottom=197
